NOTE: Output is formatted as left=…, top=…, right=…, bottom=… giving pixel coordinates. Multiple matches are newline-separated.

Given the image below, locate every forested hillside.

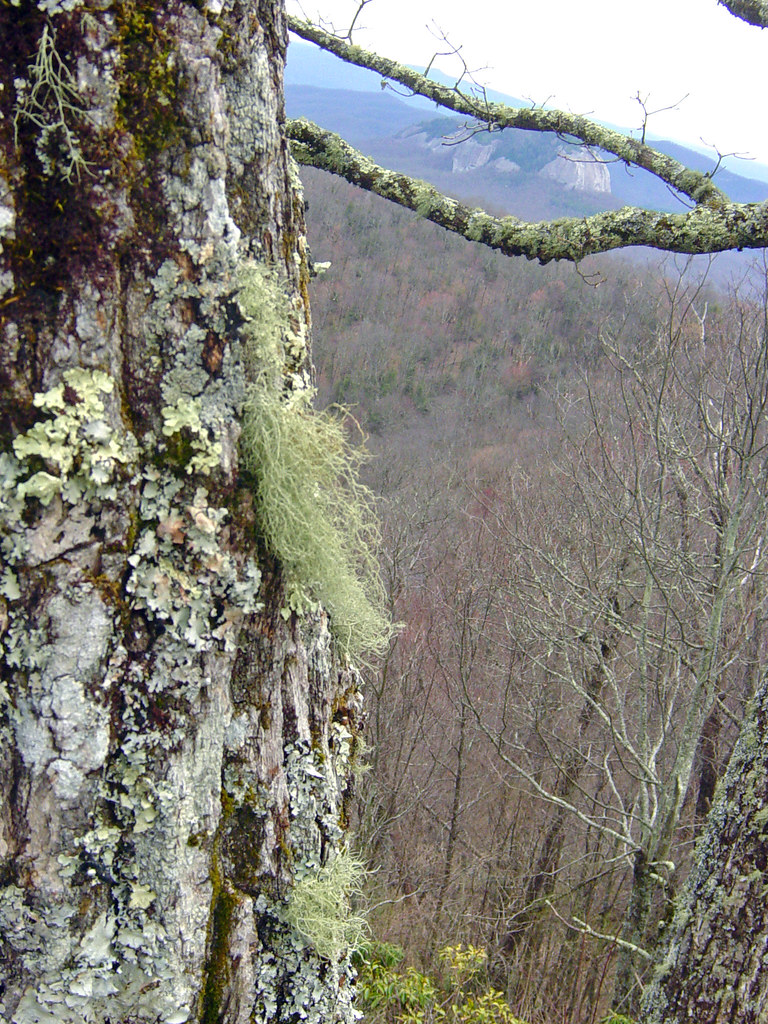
left=305, top=168, right=664, bottom=454
left=302, top=168, right=768, bottom=1023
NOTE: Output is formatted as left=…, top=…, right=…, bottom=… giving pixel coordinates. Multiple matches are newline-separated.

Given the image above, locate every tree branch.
left=287, top=14, right=729, bottom=207
left=544, top=901, right=654, bottom=959
left=287, top=117, right=768, bottom=264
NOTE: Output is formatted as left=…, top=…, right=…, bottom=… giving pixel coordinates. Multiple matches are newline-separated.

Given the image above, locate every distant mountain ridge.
left=286, top=40, right=768, bottom=220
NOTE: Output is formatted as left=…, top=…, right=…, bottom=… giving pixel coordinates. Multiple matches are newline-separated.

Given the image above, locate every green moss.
left=114, top=3, right=183, bottom=161
left=200, top=884, right=239, bottom=1024
left=199, top=817, right=239, bottom=1024
left=109, top=2, right=187, bottom=268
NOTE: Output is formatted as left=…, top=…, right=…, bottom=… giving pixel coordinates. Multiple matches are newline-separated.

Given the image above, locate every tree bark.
left=718, top=0, right=768, bottom=26
left=0, top=4, right=361, bottom=1024
left=642, top=673, right=768, bottom=1023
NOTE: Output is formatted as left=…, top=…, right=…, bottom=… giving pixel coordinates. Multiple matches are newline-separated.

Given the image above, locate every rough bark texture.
left=642, top=674, right=768, bottom=1023
left=0, top=3, right=361, bottom=1023
left=719, top=0, right=768, bottom=26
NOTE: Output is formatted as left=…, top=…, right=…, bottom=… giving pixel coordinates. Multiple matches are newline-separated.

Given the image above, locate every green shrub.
left=354, top=943, right=530, bottom=1024
left=354, top=943, right=439, bottom=1020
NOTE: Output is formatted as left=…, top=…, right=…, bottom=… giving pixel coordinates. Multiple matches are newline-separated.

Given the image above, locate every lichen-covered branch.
left=287, top=117, right=768, bottom=263
left=718, top=0, right=768, bottom=26
left=287, top=14, right=730, bottom=208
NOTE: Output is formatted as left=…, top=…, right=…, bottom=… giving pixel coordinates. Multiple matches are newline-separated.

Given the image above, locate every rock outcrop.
left=539, top=149, right=611, bottom=193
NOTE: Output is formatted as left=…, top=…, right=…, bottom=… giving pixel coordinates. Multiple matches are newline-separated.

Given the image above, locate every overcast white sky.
left=288, top=0, right=768, bottom=170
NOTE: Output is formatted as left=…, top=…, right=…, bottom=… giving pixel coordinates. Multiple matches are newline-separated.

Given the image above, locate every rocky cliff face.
left=403, top=126, right=610, bottom=195
left=539, top=149, right=611, bottom=193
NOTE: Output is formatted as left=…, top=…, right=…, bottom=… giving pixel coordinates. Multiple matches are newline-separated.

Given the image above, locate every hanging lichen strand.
left=236, top=261, right=392, bottom=663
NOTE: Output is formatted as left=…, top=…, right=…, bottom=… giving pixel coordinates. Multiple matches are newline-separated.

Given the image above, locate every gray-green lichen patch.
left=249, top=907, right=361, bottom=1024
left=0, top=578, right=129, bottom=1024
left=214, top=607, right=365, bottom=1023
left=284, top=847, right=366, bottom=960
left=237, top=258, right=310, bottom=384
left=129, top=249, right=250, bottom=481
left=4, top=366, right=135, bottom=509
left=126, top=471, right=262, bottom=651
left=161, top=396, right=222, bottom=476
left=244, top=733, right=363, bottom=1024
left=0, top=367, right=136, bottom=606
left=9, top=584, right=112, bottom=801
left=0, top=352, right=260, bottom=1023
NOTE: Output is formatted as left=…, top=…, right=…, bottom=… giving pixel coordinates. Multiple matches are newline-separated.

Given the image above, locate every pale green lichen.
left=236, top=262, right=391, bottom=663
left=0, top=567, right=20, bottom=601
left=0, top=369, right=137, bottom=629
left=128, top=882, right=157, bottom=910
left=237, top=259, right=309, bottom=373
left=161, top=395, right=222, bottom=475
left=8, top=367, right=135, bottom=507
left=240, top=383, right=391, bottom=663
left=284, top=848, right=367, bottom=960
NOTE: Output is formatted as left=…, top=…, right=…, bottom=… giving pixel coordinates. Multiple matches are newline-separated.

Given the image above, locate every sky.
left=287, top=0, right=768, bottom=173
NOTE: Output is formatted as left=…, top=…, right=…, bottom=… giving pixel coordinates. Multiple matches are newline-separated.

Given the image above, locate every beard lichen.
left=12, top=19, right=93, bottom=183
left=236, top=261, right=392, bottom=664
left=283, top=848, right=368, bottom=961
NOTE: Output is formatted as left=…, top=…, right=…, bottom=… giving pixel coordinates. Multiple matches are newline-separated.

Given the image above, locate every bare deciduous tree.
left=471, top=269, right=768, bottom=1011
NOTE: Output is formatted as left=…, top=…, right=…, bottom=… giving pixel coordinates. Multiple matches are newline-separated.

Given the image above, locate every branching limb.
left=287, top=14, right=729, bottom=207
left=346, top=0, right=373, bottom=40
left=286, top=117, right=768, bottom=263
left=544, top=900, right=654, bottom=959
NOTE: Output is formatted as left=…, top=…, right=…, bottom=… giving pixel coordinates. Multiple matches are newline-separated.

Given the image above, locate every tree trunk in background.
left=642, top=673, right=768, bottom=1023
left=0, top=3, right=360, bottom=1023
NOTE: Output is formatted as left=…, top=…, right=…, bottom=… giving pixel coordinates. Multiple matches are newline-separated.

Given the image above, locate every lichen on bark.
left=0, top=3, right=368, bottom=1023
left=642, top=675, right=768, bottom=1023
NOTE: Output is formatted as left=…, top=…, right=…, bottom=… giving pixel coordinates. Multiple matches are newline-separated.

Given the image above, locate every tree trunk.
left=612, top=848, right=654, bottom=1013
left=0, top=4, right=360, bottom=1023
left=642, top=673, right=768, bottom=1023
